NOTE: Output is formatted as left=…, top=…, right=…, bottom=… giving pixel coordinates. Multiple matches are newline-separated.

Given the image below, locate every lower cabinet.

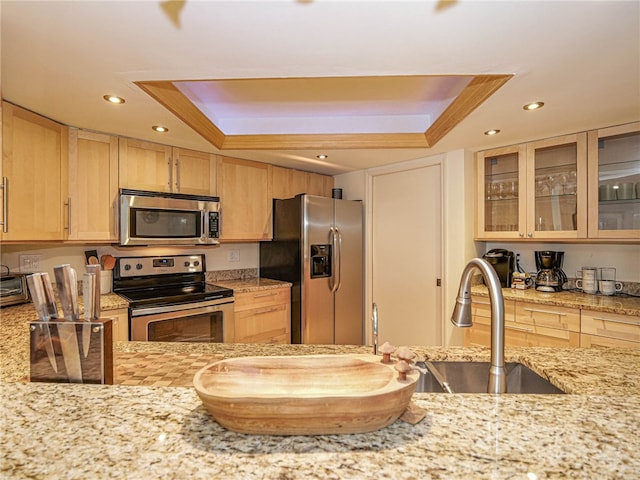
left=233, top=287, right=291, bottom=344
left=102, top=307, right=129, bottom=342
left=581, top=310, right=640, bottom=348
left=465, top=296, right=580, bottom=348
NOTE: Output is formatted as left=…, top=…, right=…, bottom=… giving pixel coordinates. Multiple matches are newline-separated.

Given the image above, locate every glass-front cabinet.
left=587, top=122, right=640, bottom=239
left=476, top=134, right=587, bottom=240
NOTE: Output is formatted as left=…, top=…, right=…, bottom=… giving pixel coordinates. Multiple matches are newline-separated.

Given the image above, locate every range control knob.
left=135, top=263, right=143, bottom=270
left=123, top=264, right=131, bottom=271
left=184, top=261, right=191, bottom=268
left=193, top=261, right=200, bottom=267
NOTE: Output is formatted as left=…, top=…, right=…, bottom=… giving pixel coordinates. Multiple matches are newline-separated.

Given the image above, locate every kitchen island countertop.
left=2, top=301, right=640, bottom=478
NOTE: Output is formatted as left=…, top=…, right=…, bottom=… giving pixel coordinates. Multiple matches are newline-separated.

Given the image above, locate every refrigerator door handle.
left=335, top=227, right=343, bottom=292
left=329, top=227, right=339, bottom=293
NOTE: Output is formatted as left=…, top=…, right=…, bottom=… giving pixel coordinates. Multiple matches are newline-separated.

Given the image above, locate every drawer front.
left=581, top=310, right=640, bottom=343
left=515, top=302, right=580, bottom=332
left=235, top=287, right=290, bottom=311
left=463, top=319, right=579, bottom=348
left=234, top=303, right=290, bottom=343
left=471, top=295, right=515, bottom=320
left=581, top=334, right=639, bottom=348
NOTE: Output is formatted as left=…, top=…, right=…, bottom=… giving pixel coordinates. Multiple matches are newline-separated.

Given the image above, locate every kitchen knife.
left=57, top=321, right=83, bottom=382
left=26, top=273, right=58, bottom=373
left=82, top=272, right=96, bottom=358
left=54, top=265, right=83, bottom=382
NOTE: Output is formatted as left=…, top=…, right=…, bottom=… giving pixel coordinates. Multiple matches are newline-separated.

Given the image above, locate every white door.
left=372, top=164, right=442, bottom=346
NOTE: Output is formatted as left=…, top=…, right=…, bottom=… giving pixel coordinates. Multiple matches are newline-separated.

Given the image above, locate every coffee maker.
left=534, top=251, right=567, bottom=292
left=482, top=249, right=515, bottom=288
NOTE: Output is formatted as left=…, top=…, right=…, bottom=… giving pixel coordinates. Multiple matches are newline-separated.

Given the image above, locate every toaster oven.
left=0, top=272, right=30, bottom=307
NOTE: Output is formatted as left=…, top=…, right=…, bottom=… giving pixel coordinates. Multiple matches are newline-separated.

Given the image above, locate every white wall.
left=0, top=243, right=259, bottom=277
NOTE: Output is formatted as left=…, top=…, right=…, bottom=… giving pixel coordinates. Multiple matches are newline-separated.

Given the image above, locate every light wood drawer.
left=465, top=320, right=580, bottom=347
left=581, top=334, right=639, bottom=348
left=234, top=287, right=290, bottom=311
left=514, top=302, right=580, bottom=332
left=234, top=303, right=290, bottom=343
left=471, top=295, right=515, bottom=320
left=581, top=310, right=640, bottom=343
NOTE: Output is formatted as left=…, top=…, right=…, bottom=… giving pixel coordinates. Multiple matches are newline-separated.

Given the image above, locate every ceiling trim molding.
left=136, top=74, right=512, bottom=151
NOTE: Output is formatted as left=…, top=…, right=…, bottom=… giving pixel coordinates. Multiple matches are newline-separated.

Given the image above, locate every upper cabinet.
left=119, top=139, right=216, bottom=195
left=68, top=129, right=119, bottom=241
left=1, top=102, right=69, bottom=241
left=271, top=166, right=334, bottom=199
left=216, top=156, right=272, bottom=242
left=587, top=122, right=640, bottom=240
left=476, top=133, right=588, bottom=240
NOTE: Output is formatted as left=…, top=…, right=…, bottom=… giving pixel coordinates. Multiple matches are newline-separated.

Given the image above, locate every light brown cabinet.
left=464, top=296, right=580, bottom=348
left=1, top=102, right=69, bottom=241
left=119, top=138, right=216, bottom=195
left=216, top=156, right=272, bottom=241
left=270, top=166, right=334, bottom=199
left=587, top=122, right=640, bottom=240
left=68, top=129, right=119, bottom=241
left=233, top=287, right=291, bottom=344
left=476, top=133, right=588, bottom=240
left=102, top=307, right=129, bottom=342
left=581, top=310, right=639, bottom=348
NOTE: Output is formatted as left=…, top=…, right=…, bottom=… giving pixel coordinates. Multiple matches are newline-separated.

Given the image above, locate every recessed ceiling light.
left=484, top=129, right=501, bottom=136
left=152, top=125, right=169, bottom=133
left=523, top=101, right=544, bottom=111
left=103, top=94, right=125, bottom=104
left=316, top=154, right=328, bottom=159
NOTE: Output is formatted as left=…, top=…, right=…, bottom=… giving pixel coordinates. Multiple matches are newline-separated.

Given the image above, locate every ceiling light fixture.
left=484, top=129, right=501, bottom=136
left=523, top=101, right=544, bottom=111
left=103, top=94, right=125, bottom=104
left=152, top=125, right=169, bottom=133
left=316, top=154, right=328, bottom=159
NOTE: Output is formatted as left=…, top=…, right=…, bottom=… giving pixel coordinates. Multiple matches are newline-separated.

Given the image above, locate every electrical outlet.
left=19, top=254, right=42, bottom=272
left=228, top=249, right=240, bottom=262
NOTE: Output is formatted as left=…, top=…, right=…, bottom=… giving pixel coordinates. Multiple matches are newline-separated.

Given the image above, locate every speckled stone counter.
left=2, top=301, right=640, bottom=477
left=471, top=285, right=640, bottom=316
left=212, top=277, right=292, bottom=293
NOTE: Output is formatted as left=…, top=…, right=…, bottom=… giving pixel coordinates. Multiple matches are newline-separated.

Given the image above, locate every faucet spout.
left=372, top=303, right=379, bottom=355
left=451, top=258, right=507, bottom=394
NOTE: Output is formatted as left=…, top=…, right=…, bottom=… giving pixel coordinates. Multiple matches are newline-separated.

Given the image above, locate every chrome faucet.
left=451, top=258, right=507, bottom=394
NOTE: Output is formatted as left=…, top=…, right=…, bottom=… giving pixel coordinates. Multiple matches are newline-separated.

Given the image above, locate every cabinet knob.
left=527, top=232, right=533, bottom=238
left=519, top=232, right=524, bottom=238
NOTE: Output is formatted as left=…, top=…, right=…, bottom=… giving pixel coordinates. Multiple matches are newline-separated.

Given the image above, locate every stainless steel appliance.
left=0, top=268, right=30, bottom=307
left=113, top=254, right=234, bottom=342
left=482, top=249, right=515, bottom=288
left=260, top=194, right=363, bottom=345
left=534, top=251, right=567, bottom=292
left=119, top=189, right=220, bottom=246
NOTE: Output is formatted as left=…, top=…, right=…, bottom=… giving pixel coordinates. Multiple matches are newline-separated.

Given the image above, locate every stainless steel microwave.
left=0, top=272, right=30, bottom=307
left=119, top=189, right=220, bottom=246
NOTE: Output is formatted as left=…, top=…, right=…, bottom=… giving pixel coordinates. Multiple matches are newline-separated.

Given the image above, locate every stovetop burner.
left=118, top=283, right=233, bottom=308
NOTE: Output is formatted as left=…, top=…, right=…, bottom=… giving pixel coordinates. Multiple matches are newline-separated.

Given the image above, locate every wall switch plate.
left=228, top=249, right=240, bottom=262
left=19, top=254, right=42, bottom=272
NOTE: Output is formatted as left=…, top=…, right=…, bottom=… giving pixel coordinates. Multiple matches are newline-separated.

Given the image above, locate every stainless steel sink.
left=414, top=361, right=564, bottom=394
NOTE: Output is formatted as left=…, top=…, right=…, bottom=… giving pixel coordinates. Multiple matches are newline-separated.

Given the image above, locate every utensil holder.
left=29, top=318, right=113, bottom=384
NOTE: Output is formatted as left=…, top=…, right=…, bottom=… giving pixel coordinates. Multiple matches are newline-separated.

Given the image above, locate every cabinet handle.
left=253, top=291, right=278, bottom=298
left=66, top=197, right=72, bottom=232
left=474, top=300, right=491, bottom=305
left=591, top=316, right=640, bottom=327
left=168, top=158, right=173, bottom=190
left=0, top=177, right=7, bottom=233
left=175, top=158, right=181, bottom=191
left=254, top=307, right=280, bottom=315
left=505, top=325, right=533, bottom=333
left=523, top=307, right=567, bottom=316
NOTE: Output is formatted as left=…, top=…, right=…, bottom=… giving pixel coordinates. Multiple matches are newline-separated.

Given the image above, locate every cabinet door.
left=525, top=133, right=587, bottom=239
left=216, top=156, right=271, bottom=241
left=118, top=138, right=172, bottom=192
left=1, top=102, right=69, bottom=241
left=307, top=172, right=334, bottom=197
left=173, top=147, right=216, bottom=195
left=102, top=308, right=129, bottom=342
left=475, top=145, right=527, bottom=239
left=68, top=129, right=118, bottom=241
left=587, top=122, right=640, bottom=239
left=270, top=166, right=308, bottom=199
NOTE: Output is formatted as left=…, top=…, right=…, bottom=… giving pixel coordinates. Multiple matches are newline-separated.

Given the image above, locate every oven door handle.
left=131, top=298, right=234, bottom=318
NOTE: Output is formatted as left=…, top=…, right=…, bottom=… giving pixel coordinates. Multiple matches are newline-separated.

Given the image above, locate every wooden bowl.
left=193, top=354, right=419, bottom=435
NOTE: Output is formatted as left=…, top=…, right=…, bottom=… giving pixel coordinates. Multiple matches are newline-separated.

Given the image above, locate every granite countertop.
left=471, top=285, right=640, bottom=316
left=212, top=277, right=292, bottom=294
left=2, top=297, right=640, bottom=478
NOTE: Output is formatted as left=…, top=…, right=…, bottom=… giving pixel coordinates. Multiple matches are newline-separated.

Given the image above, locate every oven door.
left=130, top=299, right=234, bottom=343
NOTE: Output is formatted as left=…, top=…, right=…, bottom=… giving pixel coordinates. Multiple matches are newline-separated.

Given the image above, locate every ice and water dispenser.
left=310, top=245, right=332, bottom=278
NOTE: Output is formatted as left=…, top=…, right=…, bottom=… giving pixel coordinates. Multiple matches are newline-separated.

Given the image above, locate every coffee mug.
left=576, top=267, right=597, bottom=282
left=618, top=182, right=636, bottom=200
left=576, top=278, right=597, bottom=294
left=599, top=280, right=623, bottom=296
left=599, top=184, right=617, bottom=201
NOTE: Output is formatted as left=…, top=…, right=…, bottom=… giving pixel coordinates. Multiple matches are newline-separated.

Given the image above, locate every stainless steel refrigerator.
left=260, top=194, right=363, bottom=345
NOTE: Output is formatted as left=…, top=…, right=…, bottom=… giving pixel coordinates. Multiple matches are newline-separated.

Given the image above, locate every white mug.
left=576, top=278, right=597, bottom=294
left=576, top=267, right=597, bottom=282
left=599, top=280, right=623, bottom=296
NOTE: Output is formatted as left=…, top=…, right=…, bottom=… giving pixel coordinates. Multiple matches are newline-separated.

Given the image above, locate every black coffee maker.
left=483, top=249, right=515, bottom=287
left=534, top=251, right=567, bottom=292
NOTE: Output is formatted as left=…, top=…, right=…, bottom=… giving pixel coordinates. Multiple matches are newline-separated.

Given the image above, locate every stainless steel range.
left=113, top=254, right=234, bottom=342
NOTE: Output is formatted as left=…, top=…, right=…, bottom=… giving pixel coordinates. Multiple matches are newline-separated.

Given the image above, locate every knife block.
left=29, top=318, right=113, bottom=384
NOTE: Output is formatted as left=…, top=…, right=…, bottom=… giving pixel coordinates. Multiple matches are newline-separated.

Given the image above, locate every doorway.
left=371, top=163, right=442, bottom=346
